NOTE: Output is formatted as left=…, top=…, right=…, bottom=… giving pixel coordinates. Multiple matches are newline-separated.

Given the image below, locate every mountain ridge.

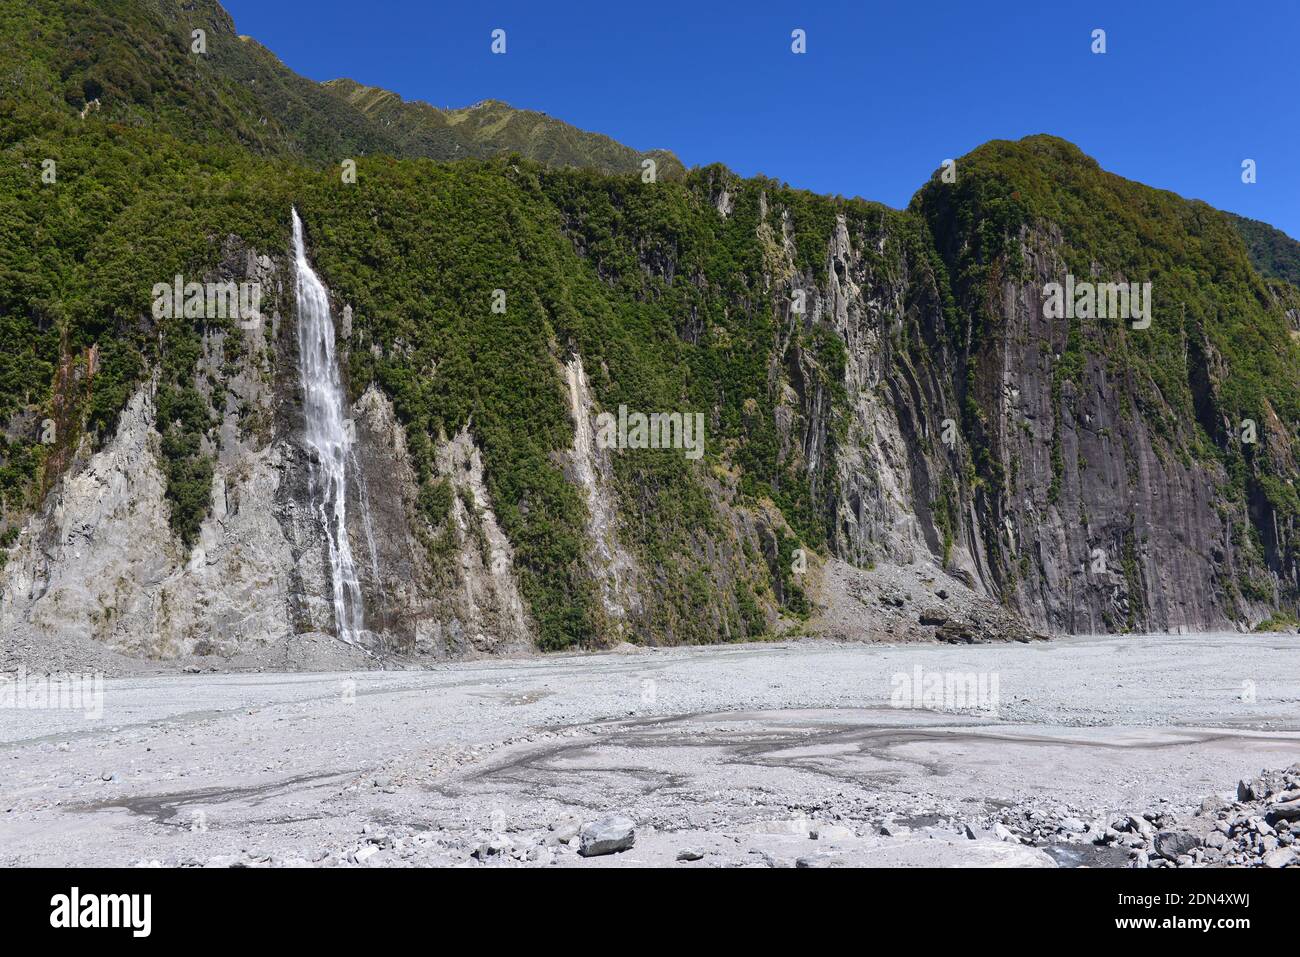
left=0, top=0, right=685, bottom=175
left=320, top=78, right=685, bottom=178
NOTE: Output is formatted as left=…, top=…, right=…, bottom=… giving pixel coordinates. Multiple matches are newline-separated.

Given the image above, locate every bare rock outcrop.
left=558, top=354, right=644, bottom=640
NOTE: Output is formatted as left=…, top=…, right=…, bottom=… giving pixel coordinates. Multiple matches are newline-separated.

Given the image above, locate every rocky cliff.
left=2, top=237, right=547, bottom=662
left=914, top=137, right=1300, bottom=634
left=3, top=2, right=1299, bottom=664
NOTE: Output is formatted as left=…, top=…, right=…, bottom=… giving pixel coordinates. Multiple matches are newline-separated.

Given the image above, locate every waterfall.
left=291, top=208, right=366, bottom=643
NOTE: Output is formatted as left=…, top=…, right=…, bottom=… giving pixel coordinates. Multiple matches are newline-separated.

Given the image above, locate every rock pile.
left=812, top=559, right=1050, bottom=645
left=975, top=765, right=1300, bottom=868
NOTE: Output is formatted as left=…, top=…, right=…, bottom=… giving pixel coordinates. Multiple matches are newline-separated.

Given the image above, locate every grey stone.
left=1262, top=848, right=1297, bottom=868
left=549, top=816, right=581, bottom=843
left=1153, top=831, right=1201, bottom=861
left=1127, top=814, right=1155, bottom=837
left=578, top=816, right=636, bottom=857
left=352, top=845, right=379, bottom=864
left=1267, top=799, right=1300, bottom=822
left=1198, top=795, right=1228, bottom=815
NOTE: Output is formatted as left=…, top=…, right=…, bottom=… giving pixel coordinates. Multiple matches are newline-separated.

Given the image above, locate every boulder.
left=1266, top=799, right=1300, bottom=823
left=1153, top=831, right=1201, bottom=861
left=1126, top=814, right=1155, bottom=838
left=1262, top=848, right=1297, bottom=868
left=578, top=816, right=636, bottom=857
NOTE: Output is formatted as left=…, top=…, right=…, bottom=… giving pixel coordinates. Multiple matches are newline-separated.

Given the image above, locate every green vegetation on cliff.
left=1230, top=213, right=1300, bottom=288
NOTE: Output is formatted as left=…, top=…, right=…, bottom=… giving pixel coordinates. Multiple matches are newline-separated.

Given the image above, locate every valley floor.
left=1, top=634, right=1297, bottom=867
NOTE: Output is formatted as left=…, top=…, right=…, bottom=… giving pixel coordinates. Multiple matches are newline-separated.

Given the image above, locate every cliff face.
left=1, top=240, right=538, bottom=661
left=3, top=3, right=1299, bottom=659
left=1, top=244, right=296, bottom=655
left=958, top=230, right=1253, bottom=633
left=791, top=210, right=965, bottom=575
left=913, top=137, right=1300, bottom=634
left=5, top=142, right=1299, bottom=660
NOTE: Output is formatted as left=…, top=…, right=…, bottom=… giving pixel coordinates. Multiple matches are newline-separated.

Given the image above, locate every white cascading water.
left=291, top=208, right=366, bottom=643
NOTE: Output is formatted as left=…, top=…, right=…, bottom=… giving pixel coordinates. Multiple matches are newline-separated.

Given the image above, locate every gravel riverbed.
left=1, top=633, right=1297, bottom=867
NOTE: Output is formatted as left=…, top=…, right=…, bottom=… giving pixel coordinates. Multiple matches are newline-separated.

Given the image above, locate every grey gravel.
left=1, top=634, right=1297, bottom=868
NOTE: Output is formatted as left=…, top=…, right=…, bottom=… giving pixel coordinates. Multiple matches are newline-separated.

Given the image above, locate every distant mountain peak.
left=320, top=80, right=683, bottom=177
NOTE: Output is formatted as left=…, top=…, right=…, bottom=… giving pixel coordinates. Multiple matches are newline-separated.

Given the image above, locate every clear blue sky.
left=223, top=0, right=1300, bottom=238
